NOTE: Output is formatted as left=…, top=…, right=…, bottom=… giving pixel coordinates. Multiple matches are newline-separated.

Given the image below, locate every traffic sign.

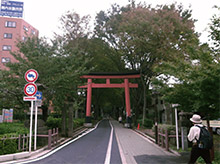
left=24, top=83, right=37, bottom=96
left=35, top=91, right=42, bottom=100
left=25, top=69, right=38, bottom=83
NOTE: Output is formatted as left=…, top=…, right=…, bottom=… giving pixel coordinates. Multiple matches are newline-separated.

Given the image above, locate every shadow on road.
left=134, top=152, right=190, bottom=164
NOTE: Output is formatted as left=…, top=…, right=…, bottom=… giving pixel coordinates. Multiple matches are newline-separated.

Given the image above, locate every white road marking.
left=104, top=120, right=113, bottom=164
left=113, top=122, right=127, bottom=164
left=6, top=121, right=102, bottom=164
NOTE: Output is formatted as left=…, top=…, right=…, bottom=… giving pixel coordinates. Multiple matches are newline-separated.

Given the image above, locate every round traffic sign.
left=25, top=69, right=38, bottom=83
left=24, top=83, right=37, bottom=96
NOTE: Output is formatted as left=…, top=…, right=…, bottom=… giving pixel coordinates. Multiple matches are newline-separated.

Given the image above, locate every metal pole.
left=29, top=100, right=34, bottom=152
left=34, top=101, right=38, bottom=150
left=175, top=108, right=179, bottom=150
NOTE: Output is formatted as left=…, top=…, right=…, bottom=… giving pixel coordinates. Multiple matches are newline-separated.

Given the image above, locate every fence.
left=0, top=134, right=30, bottom=152
left=157, top=127, right=181, bottom=151
left=37, top=128, right=59, bottom=149
left=0, top=128, right=59, bottom=155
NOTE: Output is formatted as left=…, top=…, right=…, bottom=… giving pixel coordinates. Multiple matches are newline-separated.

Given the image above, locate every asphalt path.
left=23, top=119, right=121, bottom=164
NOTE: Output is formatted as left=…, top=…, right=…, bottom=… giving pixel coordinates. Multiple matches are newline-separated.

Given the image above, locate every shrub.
left=137, top=118, right=154, bottom=128
left=0, top=138, right=17, bottom=155
left=0, top=123, right=28, bottom=135
left=157, top=124, right=176, bottom=133
left=73, top=118, right=84, bottom=128
left=46, top=116, right=61, bottom=129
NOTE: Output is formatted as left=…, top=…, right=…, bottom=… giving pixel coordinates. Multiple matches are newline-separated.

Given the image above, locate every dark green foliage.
left=46, top=116, right=62, bottom=129
left=137, top=118, right=153, bottom=128
left=46, top=116, right=84, bottom=129
left=0, top=123, right=28, bottom=135
left=0, top=139, right=17, bottom=155
left=157, top=124, right=176, bottom=133
left=73, top=118, right=84, bottom=128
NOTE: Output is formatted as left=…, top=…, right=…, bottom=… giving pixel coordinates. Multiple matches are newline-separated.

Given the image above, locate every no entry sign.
left=25, top=69, right=38, bottom=83
left=24, top=83, right=37, bottom=96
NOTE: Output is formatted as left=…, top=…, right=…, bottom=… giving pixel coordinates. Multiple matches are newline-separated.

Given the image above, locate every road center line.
left=104, top=120, right=113, bottom=164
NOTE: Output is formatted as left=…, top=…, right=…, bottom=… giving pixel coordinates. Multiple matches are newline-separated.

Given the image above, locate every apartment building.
left=0, top=16, right=39, bottom=69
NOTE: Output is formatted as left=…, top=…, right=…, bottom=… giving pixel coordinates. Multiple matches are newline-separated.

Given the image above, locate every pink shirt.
left=187, top=124, right=203, bottom=143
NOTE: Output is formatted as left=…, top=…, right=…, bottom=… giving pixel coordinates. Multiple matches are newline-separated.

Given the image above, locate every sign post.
left=34, top=91, right=42, bottom=150
left=172, top=104, right=180, bottom=150
left=23, top=69, right=38, bottom=152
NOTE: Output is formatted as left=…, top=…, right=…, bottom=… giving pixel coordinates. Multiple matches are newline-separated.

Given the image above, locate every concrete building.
left=0, top=16, right=38, bottom=69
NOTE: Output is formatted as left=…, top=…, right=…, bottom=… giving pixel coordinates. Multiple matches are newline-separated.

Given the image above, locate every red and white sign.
left=24, top=83, right=37, bottom=96
left=25, top=69, right=38, bottom=83
left=23, top=96, right=37, bottom=101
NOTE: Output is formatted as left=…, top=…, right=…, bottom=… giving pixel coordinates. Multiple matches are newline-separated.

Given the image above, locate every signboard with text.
left=0, top=0, right=24, bottom=18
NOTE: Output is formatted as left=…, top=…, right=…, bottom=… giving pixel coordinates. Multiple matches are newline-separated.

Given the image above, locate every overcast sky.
left=19, top=0, right=220, bottom=43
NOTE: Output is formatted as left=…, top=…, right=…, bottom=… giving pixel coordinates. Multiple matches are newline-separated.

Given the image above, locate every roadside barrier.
left=157, top=127, right=181, bottom=151
left=37, top=128, right=59, bottom=149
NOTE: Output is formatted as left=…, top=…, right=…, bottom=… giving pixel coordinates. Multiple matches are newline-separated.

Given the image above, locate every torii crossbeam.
left=79, top=72, right=140, bottom=127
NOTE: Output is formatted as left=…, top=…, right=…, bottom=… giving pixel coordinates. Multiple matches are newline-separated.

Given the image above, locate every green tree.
left=152, top=7, right=220, bottom=120
left=94, top=2, right=199, bottom=124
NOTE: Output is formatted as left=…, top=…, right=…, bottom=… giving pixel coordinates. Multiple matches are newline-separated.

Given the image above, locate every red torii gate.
left=79, top=73, right=140, bottom=126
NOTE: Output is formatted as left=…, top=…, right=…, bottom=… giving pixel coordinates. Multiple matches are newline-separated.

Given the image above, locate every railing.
left=37, top=128, right=59, bottom=149
left=1, top=134, right=30, bottom=151
left=157, top=128, right=181, bottom=151
left=0, top=128, right=59, bottom=155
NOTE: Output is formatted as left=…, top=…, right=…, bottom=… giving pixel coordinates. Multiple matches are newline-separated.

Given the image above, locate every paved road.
left=27, top=120, right=121, bottom=164
left=12, top=119, right=189, bottom=164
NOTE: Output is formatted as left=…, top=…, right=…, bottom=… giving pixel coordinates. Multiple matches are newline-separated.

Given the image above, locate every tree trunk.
left=41, top=105, right=48, bottom=122
left=141, top=75, right=146, bottom=126
left=61, top=105, right=67, bottom=136
left=68, top=103, right=73, bottom=137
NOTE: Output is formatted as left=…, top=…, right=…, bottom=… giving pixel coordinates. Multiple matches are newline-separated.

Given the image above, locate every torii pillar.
left=79, top=73, right=140, bottom=127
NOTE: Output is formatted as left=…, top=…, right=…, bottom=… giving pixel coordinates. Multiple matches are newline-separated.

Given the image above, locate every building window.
left=22, top=36, right=27, bottom=41
left=2, top=45, right=12, bottom=51
left=1, top=57, right=11, bottom=63
left=31, top=30, right=36, bottom=35
left=4, top=33, right=13, bottom=39
left=5, top=21, right=16, bottom=28
left=23, top=25, right=28, bottom=32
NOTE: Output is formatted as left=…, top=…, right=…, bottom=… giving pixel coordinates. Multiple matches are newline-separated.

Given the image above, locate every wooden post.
left=155, top=122, right=158, bottom=144
left=22, top=134, right=25, bottom=150
left=165, top=129, right=169, bottom=151
left=57, top=128, right=59, bottom=144
left=48, top=129, right=52, bottom=149
left=161, top=130, right=164, bottom=148
left=157, top=128, right=160, bottom=146
left=26, top=134, right=29, bottom=151
left=18, top=134, right=21, bottom=151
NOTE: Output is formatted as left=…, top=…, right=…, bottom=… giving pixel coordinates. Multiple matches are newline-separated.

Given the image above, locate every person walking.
left=187, top=114, right=212, bottom=164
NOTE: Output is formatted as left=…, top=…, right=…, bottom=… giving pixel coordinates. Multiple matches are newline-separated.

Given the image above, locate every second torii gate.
left=79, top=73, right=140, bottom=127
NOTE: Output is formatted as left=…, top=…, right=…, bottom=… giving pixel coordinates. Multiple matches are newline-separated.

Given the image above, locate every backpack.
left=195, top=125, right=213, bottom=149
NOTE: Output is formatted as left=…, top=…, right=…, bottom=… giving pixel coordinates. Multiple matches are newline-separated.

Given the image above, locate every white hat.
left=190, top=114, right=202, bottom=124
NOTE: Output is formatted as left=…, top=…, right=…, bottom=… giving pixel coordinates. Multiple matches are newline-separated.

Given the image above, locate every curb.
left=134, top=129, right=181, bottom=156
left=0, top=127, right=88, bottom=163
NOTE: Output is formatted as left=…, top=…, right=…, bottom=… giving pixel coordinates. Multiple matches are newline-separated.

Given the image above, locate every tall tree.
left=94, top=2, right=199, bottom=123
left=151, top=6, right=220, bottom=119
